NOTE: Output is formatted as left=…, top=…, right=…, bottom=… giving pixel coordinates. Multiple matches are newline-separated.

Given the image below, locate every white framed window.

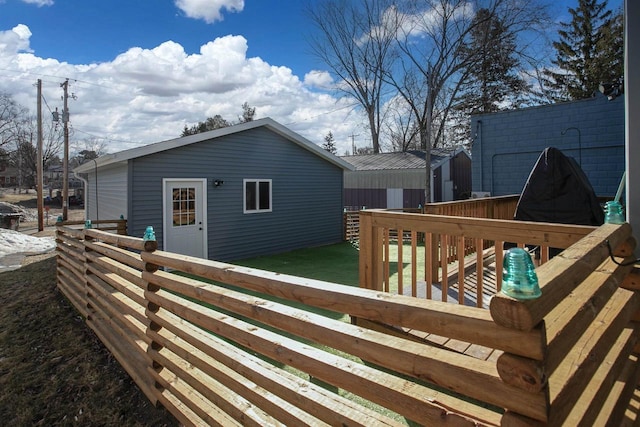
left=243, top=179, right=272, bottom=213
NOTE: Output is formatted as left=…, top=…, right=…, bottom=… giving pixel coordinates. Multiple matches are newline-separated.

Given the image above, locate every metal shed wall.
left=343, top=169, right=426, bottom=188
left=81, top=162, right=128, bottom=222
left=128, top=127, right=345, bottom=261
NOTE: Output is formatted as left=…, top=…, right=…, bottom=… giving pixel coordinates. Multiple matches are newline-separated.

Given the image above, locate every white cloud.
left=304, top=70, right=334, bottom=89
left=355, top=3, right=475, bottom=53
left=0, top=24, right=363, bottom=156
left=174, top=0, right=244, bottom=24
left=21, top=0, right=54, bottom=6
left=0, top=24, right=32, bottom=53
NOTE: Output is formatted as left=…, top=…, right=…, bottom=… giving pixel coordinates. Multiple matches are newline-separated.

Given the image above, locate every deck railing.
left=343, top=195, right=519, bottom=243
left=55, top=216, right=640, bottom=425
left=423, top=194, right=519, bottom=219
left=359, top=209, right=597, bottom=307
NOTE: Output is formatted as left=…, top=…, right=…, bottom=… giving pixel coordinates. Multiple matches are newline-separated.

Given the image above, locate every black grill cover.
left=514, top=147, right=604, bottom=226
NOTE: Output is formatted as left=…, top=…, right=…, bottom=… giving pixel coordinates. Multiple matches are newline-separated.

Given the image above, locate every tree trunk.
left=367, top=107, right=380, bottom=154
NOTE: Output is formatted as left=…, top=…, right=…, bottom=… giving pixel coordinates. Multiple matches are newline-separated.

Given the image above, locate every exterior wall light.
left=213, top=179, right=224, bottom=187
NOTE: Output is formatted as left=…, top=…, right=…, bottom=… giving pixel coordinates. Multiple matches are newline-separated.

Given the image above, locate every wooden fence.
left=343, top=210, right=360, bottom=242
left=56, top=215, right=640, bottom=425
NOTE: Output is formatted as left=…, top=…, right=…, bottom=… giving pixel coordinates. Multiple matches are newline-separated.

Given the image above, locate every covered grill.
left=511, top=147, right=604, bottom=258
left=514, top=147, right=604, bottom=226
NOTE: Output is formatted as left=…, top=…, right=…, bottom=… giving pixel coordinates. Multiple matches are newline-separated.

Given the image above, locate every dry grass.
left=0, top=255, right=178, bottom=426
left=0, top=193, right=178, bottom=426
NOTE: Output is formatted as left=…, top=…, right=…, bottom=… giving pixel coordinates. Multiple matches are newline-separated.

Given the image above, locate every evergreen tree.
left=322, top=131, right=337, bottom=154
left=457, top=9, right=527, bottom=114
left=596, top=9, right=624, bottom=91
left=544, top=0, right=622, bottom=100
left=452, top=9, right=527, bottom=145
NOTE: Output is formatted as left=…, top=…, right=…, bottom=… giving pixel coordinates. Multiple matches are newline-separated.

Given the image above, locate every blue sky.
left=0, top=0, right=625, bottom=155
left=3, top=1, right=320, bottom=77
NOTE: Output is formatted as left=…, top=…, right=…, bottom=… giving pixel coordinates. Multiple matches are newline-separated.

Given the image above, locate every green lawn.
left=234, top=241, right=361, bottom=287
left=233, top=240, right=429, bottom=297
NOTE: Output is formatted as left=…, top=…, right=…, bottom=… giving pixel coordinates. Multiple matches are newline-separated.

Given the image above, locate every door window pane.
left=172, top=187, right=196, bottom=226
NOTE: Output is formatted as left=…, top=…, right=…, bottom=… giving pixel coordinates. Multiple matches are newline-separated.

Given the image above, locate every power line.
left=0, top=67, right=115, bottom=90
left=41, top=93, right=54, bottom=114
left=72, top=127, right=142, bottom=146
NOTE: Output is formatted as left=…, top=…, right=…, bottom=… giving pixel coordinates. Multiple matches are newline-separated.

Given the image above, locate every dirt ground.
left=0, top=191, right=179, bottom=426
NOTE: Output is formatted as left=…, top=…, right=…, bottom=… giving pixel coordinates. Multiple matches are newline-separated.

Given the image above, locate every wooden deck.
left=398, top=248, right=499, bottom=309
left=367, top=249, right=503, bottom=362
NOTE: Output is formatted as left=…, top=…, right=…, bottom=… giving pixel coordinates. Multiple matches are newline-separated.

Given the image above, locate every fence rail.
left=56, top=214, right=640, bottom=426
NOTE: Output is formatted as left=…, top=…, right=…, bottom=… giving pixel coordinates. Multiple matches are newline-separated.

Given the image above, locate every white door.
left=163, top=179, right=207, bottom=259
left=386, top=188, right=403, bottom=209
left=443, top=180, right=454, bottom=202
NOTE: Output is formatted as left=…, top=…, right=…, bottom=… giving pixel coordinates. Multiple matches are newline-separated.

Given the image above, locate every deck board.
left=399, top=263, right=498, bottom=309
left=397, top=256, right=502, bottom=361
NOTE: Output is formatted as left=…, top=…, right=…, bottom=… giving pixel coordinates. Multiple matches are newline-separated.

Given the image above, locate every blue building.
left=74, top=118, right=354, bottom=261
left=471, top=93, right=625, bottom=198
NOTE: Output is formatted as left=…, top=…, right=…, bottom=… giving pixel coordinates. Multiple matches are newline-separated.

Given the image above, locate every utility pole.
left=37, top=79, right=44, bottom=231
left=350, top=133, right=359, bottom=155
left=61, top=78, right=69, bottom=220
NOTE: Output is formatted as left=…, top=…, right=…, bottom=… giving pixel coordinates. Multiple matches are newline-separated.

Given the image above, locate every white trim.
left=243, top=178, right=272, bottom=214
left=162, top=178, right=208, bottom=259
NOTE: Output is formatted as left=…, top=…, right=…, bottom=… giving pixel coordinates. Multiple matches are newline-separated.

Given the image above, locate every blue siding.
left=128, top=127, right=345, bottom=261
left=471, top=94, right=625, bottom=197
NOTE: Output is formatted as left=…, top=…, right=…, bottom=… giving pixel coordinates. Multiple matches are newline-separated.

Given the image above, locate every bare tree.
left=307, top=0, right=400, bottom=154
left=389, top=0, right=548, bottom=202
left=10, top=116, right=64, bottom=189
left=0, top=92, right=28, bottom=150
left=383, top=95, right=419, bottom=151
left=307, top=0, right=548, bottom=201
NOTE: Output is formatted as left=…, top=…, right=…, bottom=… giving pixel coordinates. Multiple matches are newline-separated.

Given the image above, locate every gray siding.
left=472, top=94, right=625, bottom=197
left=344, top=169, right=425, bottom=188
left=129, top=127, right=344, bottom=261
left=82, top=162, right=128, bottom=221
